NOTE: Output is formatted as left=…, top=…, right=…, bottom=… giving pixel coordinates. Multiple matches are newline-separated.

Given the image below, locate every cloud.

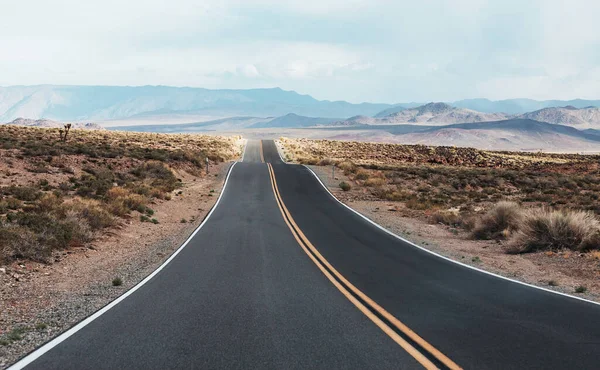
left=0, top=0, right=599, bottom=103
left=236, top=64, right=260, bottom=78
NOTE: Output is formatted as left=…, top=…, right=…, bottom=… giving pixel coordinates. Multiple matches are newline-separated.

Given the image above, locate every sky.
left=1, top=0, right=599, bottom=103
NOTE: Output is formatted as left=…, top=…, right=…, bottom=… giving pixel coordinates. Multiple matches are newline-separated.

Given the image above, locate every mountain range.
left=324, top=119, right=600, bottom=152
left=0, top=85, right=389, bottom=122
left=3, top=84, right=600, bottom=152
left=1, top=85, right=600, bottom=123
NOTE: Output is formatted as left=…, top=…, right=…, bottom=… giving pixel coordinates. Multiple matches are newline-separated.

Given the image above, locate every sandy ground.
left=0, top=162, right=232, bottom=368
left=307, top=164, right=600, bottom=304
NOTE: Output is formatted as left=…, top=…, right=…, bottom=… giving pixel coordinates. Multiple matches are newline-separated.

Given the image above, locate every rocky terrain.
left=379, top=102, right=508, bottom=124
left=519, top=106, right=600, bottom=128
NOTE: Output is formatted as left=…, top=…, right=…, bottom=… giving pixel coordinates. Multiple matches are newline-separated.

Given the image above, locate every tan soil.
left=307, top=165, right=600, bottom=303
left=0, top=161, right=233, bottom=368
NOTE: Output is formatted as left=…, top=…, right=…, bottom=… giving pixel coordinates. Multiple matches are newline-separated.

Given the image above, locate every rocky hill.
left=381, top=102, right=508, bottom=124
left=518, top=106, right=600, bottom=128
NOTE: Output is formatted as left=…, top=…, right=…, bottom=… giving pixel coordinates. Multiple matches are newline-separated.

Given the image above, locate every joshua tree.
left=62, top=123, right=72, bottom=142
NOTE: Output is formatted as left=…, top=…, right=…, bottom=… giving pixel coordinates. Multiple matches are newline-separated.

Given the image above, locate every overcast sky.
left=1, top=0, right=599, bottom=103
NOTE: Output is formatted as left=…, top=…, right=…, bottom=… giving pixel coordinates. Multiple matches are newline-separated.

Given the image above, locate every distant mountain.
left=391, top=119, right=600, bottom=151
left=250, top=113, right=339, bottom=128
left=451, top=98, right=600, bottom=114
left=107, top=116, right=270, bottom=133
left=368, top=102, right=508, bottom=125
left=518, top=106, right=600, bottom=128
left=323, top=115, right=376, bottom=126
left=5, top=118, right=103, bottom=130
left=0, top=85, right=392, bottom=122
left=373, top=102, right=422, bottom=117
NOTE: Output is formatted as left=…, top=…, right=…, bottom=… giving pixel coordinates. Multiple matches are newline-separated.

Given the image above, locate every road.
left=12, top=140, right=600, bottom=369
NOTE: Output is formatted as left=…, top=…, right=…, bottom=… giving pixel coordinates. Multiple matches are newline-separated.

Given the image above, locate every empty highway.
left=10, top=140, right=600, bottom=370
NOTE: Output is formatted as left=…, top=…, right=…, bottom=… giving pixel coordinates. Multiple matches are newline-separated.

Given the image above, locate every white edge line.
left=241, top=139, right=248, bottom=162
left=302, top=164, right=600, bottom=308
left=273, top=139, right=287, bottom=163
left=9, top=161, right=239, bottom=370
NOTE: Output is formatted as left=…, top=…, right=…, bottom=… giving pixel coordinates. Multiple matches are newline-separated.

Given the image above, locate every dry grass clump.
left=508, top=209, right=600, bottom=253
left=472, top=202, right=523, bottom=240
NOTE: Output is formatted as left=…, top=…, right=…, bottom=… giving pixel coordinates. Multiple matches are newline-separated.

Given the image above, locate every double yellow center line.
left=266, top=163, right=461, bottom=370
left=259, top=140, right=265, bottom=163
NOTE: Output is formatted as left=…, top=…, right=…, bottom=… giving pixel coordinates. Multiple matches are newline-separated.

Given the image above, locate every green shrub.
left=339, top=182, right=351, bottom=191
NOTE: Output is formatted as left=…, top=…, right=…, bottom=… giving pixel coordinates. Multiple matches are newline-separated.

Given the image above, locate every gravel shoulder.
left=0, top=162, right=232, bottom=368
left=307, top=164, right=600, bottom=304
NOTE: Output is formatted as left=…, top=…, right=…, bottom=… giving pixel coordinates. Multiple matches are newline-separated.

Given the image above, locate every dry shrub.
left=432, top=209, right=478, bottom=230
left=106, top=200, right=129, bottom=217
left=317, top=158, right=332, bottom=166
left=337, top=161, right=356, bottom=173
left=508, top=209, right=600, bottom=253
left=472, top=201, right=523, bottom=240
left=355, top=168, right=370, bottom=180
left=106, top=187, right=130, bottom=200
left=37, top=193, right=63, bottom=213
left=431, top=210, right=460, bottom=226
left=0, top=225, right=43, bottom=263
left=70, top=199, right=115, bottom=230
left=122, top=194, right=146, bottom=211
left=364, top=177, right=386, bottom=187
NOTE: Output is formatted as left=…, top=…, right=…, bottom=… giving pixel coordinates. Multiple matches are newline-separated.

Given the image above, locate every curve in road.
left=262, top=139, right=600, bottom=370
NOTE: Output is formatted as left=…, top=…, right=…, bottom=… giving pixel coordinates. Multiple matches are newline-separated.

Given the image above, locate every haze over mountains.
left=0, top=85, right=389, bottom=122
left=2, top=84, right=600, bottom=152
left=2, top=85, right=600, bottom=123
left=354, top=102, right=508, bottom=125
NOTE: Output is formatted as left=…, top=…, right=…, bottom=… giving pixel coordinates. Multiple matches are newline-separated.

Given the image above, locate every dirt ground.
left=0, top=161, right=233, bottom=368
left=307, top=164, right=600, bottom=303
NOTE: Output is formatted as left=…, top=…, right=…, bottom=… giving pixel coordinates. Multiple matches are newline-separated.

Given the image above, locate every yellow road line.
left=267, top=163, right=462, bottom=370
left=259, top=140, right=265, bottom=163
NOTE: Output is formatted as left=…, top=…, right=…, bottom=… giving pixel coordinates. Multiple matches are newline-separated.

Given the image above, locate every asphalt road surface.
left=12, top=140, right=600, bottom=369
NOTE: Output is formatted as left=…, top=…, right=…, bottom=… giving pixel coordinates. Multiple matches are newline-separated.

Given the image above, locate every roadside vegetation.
left=279, top=137, right=600, bottom=254
left=0, top=126, right=241, bottom=264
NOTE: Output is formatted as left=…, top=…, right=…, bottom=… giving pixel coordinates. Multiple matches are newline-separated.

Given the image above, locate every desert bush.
left=36, top=193, right=63, bottom=213
left=6, top=186, right=42, bottom=201
left=355, top=169, right=370, bottom=180
left=70, top=200, right=115, bottom=230
left=317, top=158, right=332, bottom=166
left=507, top=209, right=600, bottom=253
left=0, top=225, right=44, bottom=263
left=364, top=177, right=386, bottom=187
left=122, top=194, right=147, bottom=211
left=431, top=210, right=460, bottom=227
left=405, top=198, right=433, bottom=210
left=132, top=162, right=179, bottom=193
left=339, top=182, right=352, bottom=191
left=337, top=161, right=356, bottom=173
left=472, top=201, right=523, bottom=240
left=106, top=187, right=130, bottom=200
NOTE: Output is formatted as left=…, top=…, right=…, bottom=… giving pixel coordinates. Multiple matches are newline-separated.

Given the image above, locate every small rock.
left=0, top=267, right=6, bottom=274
